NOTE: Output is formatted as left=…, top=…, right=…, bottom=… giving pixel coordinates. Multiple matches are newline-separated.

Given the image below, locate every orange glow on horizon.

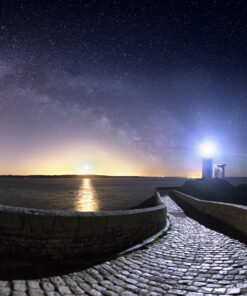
left=187, top=174, right=202, bottom=179
left=0, top=140, right=202, bottom=177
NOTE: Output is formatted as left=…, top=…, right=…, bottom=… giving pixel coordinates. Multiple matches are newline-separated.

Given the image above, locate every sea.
left=0, top=177, right=246, bottom=212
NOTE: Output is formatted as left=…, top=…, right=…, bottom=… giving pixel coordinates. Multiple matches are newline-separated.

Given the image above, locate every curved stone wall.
left=169, top=190, right=247, bottom=240
left=0, top=195, right=166, bottom=260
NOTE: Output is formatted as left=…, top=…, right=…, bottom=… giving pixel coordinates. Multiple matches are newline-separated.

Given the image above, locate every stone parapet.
left=169, top=190, right=247, bottom=240
left=0, top=194, right=166, bottom=259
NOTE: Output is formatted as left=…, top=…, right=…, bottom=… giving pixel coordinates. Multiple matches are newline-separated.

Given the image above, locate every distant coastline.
left=0, top=175, right=187, bottom=179
left=0, top=175, right=246, bottom=179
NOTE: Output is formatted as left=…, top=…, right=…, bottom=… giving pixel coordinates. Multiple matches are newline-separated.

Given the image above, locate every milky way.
left=0, top=1, right=247, bottom=176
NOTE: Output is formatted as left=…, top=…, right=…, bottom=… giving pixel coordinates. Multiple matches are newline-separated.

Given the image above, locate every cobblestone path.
left=1, top=196, right=247, bottom=296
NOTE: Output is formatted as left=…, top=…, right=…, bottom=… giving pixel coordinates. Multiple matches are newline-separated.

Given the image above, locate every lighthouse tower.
left=202, top=158, right=213, bottom=178
left=199, top=141, right=216, bottom=179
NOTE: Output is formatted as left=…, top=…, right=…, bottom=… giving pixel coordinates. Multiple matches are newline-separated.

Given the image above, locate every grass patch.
left=141, top=216, right=172, bottom=250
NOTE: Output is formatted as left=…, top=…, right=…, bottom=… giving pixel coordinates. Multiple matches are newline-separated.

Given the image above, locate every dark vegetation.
left=181, top=178, right=247, bottom=206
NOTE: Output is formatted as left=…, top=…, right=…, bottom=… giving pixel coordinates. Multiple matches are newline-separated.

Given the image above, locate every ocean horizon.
left=0, top=177, right=246, bottom=212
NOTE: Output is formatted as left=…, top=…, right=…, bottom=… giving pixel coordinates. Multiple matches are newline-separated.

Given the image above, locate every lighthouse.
left=198, top=141, right=216, bottom=179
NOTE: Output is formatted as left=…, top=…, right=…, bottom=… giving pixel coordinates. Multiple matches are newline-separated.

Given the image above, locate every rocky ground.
left=1, top=196, right=246, bottom=296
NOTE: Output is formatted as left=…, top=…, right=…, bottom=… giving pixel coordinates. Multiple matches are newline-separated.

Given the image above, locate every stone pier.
left=1, top=195, right=247, bottom=295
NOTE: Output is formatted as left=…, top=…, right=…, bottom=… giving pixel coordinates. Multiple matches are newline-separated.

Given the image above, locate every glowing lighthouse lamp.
left=198, top=141, right=217, bottom=179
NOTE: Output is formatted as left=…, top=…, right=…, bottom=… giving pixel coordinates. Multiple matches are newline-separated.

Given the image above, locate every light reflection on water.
left=76, top=178, right=98, bottom=212
left=2, top=176, right=238, bottom=211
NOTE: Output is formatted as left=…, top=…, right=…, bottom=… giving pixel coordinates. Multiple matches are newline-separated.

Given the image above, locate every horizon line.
left=0, top=174, right=187, bottom=178
left=0, top=174, right=246, bottom=178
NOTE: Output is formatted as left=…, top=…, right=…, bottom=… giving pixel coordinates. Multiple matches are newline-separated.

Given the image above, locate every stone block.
left=0, top=211, right=23, bottom=231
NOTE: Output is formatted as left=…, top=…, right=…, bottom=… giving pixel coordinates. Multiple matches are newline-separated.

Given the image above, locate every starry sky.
left=0, top=0, right=247, bottom=177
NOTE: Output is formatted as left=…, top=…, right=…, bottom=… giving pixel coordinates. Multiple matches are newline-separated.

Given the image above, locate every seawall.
left=165, top=189, right=247, bottom=243
left=0, top=194, right=166, bottom=260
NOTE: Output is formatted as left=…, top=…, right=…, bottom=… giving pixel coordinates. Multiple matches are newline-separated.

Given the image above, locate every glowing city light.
left=77, top=164, right=93, bottom=175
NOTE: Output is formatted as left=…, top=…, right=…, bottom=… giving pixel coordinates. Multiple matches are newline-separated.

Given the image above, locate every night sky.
left=0, top=1, right=247, bottom=177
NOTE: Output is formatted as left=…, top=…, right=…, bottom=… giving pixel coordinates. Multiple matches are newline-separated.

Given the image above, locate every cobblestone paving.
left=1, top=196, right=247, bottom=296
